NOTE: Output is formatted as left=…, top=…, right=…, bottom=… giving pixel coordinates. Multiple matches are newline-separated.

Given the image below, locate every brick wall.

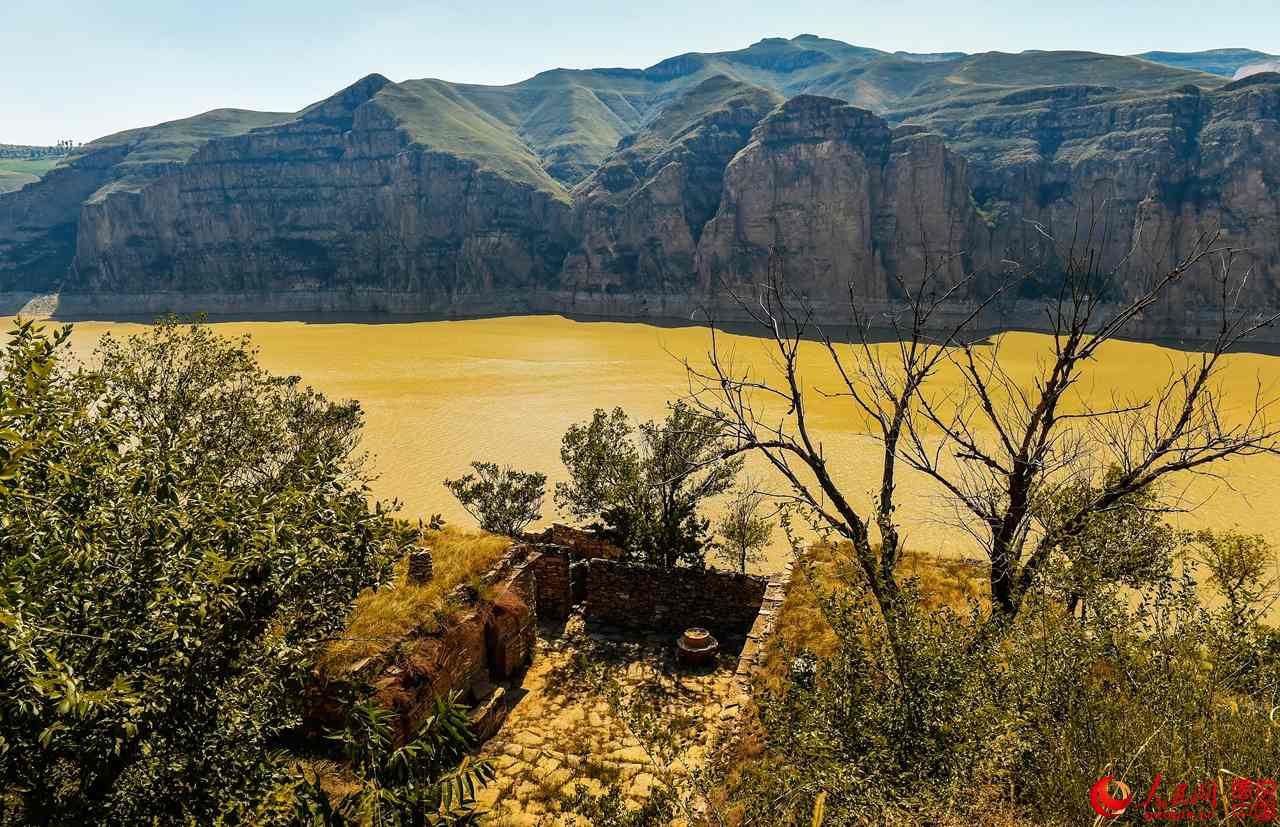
left=583, top=560, right=768, bottom=635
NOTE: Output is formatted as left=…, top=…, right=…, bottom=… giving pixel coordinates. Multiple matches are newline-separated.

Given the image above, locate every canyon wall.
left=695, top=96, right=980, bottom=303
left=65, top=74, right=573, bottom=305
left=4, top=60, right=1280, bottom=341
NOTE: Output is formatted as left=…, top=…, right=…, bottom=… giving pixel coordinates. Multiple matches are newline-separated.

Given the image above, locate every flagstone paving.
left=476, top=615, right=748, bottom=825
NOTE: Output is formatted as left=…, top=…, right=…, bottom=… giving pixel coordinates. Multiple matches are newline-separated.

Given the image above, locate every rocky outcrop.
left=562, top=76, right=783, bottom=293
left=921, top=78, right=1280, bottom=317
left=1234, top=61, right=1280, bottom=80
left=0, top=146, right=124, bottom=291
left=5, top=40, right=1280, bottom=338
left=68, top=75, right=573, bottom=304
left=696, top=96, right=980, bottom=302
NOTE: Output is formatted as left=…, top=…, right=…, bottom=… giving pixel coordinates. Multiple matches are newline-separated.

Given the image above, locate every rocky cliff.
left=562, top=76, right=783, bottom=293
left=67, top=75, right=573, bottom=306
left=4, top=37, right=1280, bottom=338
left=902, top=76, right=1280, bottom=318
left=696, top=96, right=979, bottom=303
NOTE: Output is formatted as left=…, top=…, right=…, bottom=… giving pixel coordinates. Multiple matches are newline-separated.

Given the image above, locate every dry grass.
left=898, top=548, right=987, bottom=612
left=317, top=527, right=511, bottom=678
left=758, top=543, right=985, bottom=694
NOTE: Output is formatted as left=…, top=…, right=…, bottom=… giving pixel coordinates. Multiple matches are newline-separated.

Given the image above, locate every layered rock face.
left=925, top=78, right=1280, bottom=322
left=67, top=75, right=573, bottom=309
left=4, top=40, right=1280, bottom=338
left=696, top=96, right=979, bottom=303
left=0, top=147, right=124, bottom=292
left=562, top=77, right=783, bottom=293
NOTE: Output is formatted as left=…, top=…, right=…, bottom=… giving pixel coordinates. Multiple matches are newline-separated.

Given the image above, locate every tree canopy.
left=556, top=402, right=742, bottom=568
left=0, top=318, right=415, bottom=824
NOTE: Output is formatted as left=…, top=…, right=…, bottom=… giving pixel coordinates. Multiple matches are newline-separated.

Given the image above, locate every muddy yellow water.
left=22, top=314, right=1280, bottom=579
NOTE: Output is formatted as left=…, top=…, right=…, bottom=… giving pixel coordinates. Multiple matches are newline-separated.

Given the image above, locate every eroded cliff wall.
left=67, top=74, right=574, bottom=306
left=695, top=96, right=980, bottom=303
left=3, top=54, right=1279, bottom=341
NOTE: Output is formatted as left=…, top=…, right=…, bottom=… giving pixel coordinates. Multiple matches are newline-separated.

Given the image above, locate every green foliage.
left=714, top=483, right=774, bottom=573
left=724, top=549, right=1280, bottom=826
left=443, top=461, right=546, bottom=537
left=1038, top=474, right=1179, bottom=617
left=556, top=402, right=743, bottom=568
left=1188, top=528, right=1277, bottom=634
left=95, top=314, right=366, bottom=486
left=292, top=693, right=494, bottom=826
left=0, top=319, right=414, bottom=824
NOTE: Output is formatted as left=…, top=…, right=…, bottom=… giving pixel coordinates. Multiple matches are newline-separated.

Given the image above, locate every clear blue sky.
left=3, top=0, right=1278, bottom=145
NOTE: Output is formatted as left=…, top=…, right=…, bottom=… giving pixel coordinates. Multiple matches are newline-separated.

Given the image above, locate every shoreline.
left=5, top=288, right=1280, bottom=355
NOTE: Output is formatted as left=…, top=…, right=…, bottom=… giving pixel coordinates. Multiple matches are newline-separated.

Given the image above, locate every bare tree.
left=901, top=229, right=1280, bottom=617
left=686, top=224, right=1280, bottom=650
left=714, top=480, right=775, bottom=573
left=684, top=246, right=999, bottom=677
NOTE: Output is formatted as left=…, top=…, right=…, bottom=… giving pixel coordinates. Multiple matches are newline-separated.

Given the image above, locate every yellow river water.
left=22, top=313, right=1280, bottom=577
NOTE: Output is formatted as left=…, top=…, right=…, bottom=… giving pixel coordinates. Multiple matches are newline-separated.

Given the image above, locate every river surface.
left=20, top=313, right=1280, bottom=577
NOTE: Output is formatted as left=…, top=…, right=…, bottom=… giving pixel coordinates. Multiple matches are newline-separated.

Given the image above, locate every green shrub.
left=556, top=402, right=742, bottom=568
left=0, top=319, right=415, bottom=824
left=291, top=693, right=493, bottom=826
left=443, top=461, right=546, bottom=537
left=721, top=547, right=1280, bottom=826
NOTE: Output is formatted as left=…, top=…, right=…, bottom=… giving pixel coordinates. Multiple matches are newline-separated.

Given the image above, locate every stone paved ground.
left=475, top=615, right=747, bottom=825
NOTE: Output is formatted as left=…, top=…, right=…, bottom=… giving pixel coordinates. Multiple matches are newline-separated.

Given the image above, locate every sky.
left=3, top=0, right=1279, bottom=145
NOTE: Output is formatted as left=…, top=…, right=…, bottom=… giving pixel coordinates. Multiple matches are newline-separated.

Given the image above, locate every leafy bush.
left=443, top=461, right=546, bottom=537
left=556, top=402, right=742, bottom=567
left=720, top=541, right=1280, bottom=826
left=292, top=693, right=493, bottom=826
left=0, top=319, right=414, bottom=824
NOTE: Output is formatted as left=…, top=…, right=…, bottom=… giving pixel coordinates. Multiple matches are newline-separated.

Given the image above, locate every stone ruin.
left=406, top=547, right=434, bottom=583
left=309, top=525, right=789, bottom=747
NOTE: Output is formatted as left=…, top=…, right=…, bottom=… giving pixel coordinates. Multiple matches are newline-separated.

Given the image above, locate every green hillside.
left=0, top=171, right=38, bottom=194
left=434, top=38, right=1225, bottom=190
left=0, top=35, right=1242, bottom=207
left=0, top=157, right=61, bottom=194
left=73, top=107, right=293, bottom=200
left=571, top=74, right=785, bottom=208
left=376, top=79, right=571, bottom=200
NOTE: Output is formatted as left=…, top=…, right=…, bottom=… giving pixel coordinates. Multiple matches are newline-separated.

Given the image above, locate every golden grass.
left=758, top=543, right=986, bottom=695
left=899, top=549, right=987, bottom=612
left=317, top=527, right=511, bottom=678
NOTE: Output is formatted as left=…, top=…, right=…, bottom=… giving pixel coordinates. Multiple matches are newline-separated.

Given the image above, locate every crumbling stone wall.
left=527, top=548, right=573, bottom=620
left=318, top=548, right=542, bottom=743
left=583, top=560, right=768, bottom=635
left=535, top=523, right=624, bottom=559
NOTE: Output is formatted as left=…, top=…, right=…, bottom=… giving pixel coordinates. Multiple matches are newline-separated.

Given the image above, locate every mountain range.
left=2, top=36, right=1279, bottom=337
